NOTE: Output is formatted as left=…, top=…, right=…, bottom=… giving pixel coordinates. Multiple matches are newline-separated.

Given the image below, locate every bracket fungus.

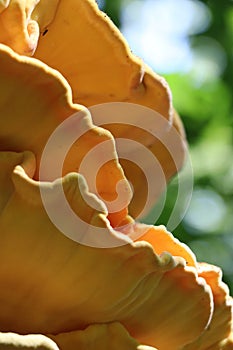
left=0, top=0, right=232, bottom=349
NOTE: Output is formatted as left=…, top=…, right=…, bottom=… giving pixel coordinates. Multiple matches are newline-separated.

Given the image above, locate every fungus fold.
left=0, top=0, right=232, bottom=349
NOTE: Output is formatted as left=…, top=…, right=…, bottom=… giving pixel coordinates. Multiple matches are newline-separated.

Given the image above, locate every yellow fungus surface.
left=0, top=1, right=232, bottom=350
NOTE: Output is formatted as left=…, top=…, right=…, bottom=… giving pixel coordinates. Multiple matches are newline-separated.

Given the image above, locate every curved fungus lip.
left=31, top=0, right=60, bottom=33
left=0, top=151, right=212, bottom=349
left=0, top=1, right=232, bottom=350
left=0, top=43, right=132, bottom=227
left=181, top=264, right=233, bottom=350
left=0, top=0, right=10, bottom=13
left=0, top=0, right=40, bottom=55
left=128, top=223, right=197, bottom=268
left=0, top=332, right=59, bottom=350
left=32, top=0, right=186, bottom=217
left=49, top=322, right=159, bottom=350
left=0, top=0, right=186, bottom=218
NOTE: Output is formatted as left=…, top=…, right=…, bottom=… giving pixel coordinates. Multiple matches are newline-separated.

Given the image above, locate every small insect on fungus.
left=42, top=29, right=48, bottom=36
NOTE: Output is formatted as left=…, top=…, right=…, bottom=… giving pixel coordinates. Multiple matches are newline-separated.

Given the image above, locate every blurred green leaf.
left=165, top=73, right=232, bottom=140
left=101, top=0, right=123, bottom=27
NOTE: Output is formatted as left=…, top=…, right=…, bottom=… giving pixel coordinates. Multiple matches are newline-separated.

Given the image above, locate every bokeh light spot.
left=184, top=188, right=227, bottom=233
left=121, top=0, right=211, bottom=73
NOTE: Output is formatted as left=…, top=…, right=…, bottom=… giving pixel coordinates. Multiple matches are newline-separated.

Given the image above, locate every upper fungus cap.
left=0, top=1, right=232, bottom=350
left=0, top=0, right=186, bottom=218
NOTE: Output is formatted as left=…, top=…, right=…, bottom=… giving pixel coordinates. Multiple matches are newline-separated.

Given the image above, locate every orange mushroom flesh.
left=0, top=43, right=131, bottom=227
left=49, top=322, right=159, bottom=350
left=0, top=43, right=213, bottom=349
left=181, top=263, right=233, bottom=350
left=0, top=0, right=40, bottom=55
left=0, top=151, right=212, bottom=349
left=32, top=0, right=186, bottom=218
left=0, top=0, right=186, bottom=219
left=0, top=2, right=232, bottom=350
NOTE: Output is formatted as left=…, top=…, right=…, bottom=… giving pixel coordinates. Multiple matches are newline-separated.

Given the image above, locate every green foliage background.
left=100, top=0, right=233, bottom=292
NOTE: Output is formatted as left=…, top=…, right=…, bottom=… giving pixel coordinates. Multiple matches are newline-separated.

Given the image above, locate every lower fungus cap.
left=0, top=151, right=213, bottom=350
left=0, top=1, right=232, bottom=350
